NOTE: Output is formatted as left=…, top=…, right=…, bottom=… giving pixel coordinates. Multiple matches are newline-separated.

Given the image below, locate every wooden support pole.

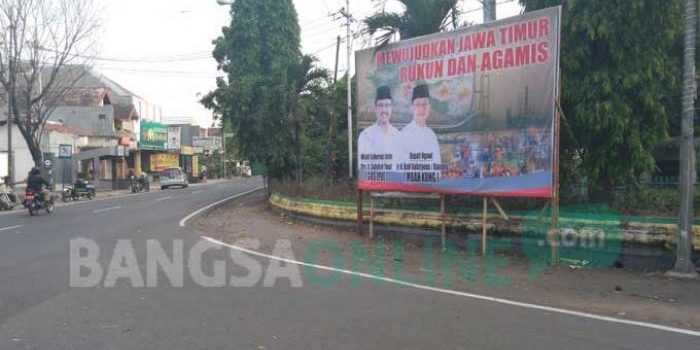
left=440, top=194, right=446, bottom=251
left=550, top=73, right=563, bottom=266
left=356, top=189, right=363, bottom=236
left=551, top=205, right=559, bottom=266
left=490, top=197, right=509, bottom=221
left=538, top=200, right=551, bottom=222
left=482, top=196, right=488, bottom=255
left=369, top=193, right=375, bottom=239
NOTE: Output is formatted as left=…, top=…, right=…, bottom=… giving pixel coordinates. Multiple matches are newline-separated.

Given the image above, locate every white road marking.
left=155, top=196, right=172, bottom=202
left=0, top=181, right=229, bottom=216
left=92, top=206, right=122, bottom=213
left=179, top=187, right=264, bottom=227
left=191, top=190, right=203, bottom=194
left=202, top=235, right=700, bottom=339
left=0, top=225, right=24, bottom=232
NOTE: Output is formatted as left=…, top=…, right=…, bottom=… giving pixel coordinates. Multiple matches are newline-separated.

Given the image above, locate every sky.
left=98, top=0, right=523, bottom=127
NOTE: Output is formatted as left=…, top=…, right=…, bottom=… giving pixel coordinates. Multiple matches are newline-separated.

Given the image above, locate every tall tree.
left=202, top=0, right=301, bottom=180
left=0, top=0, right=99, bottom=179
left=286, top=54, right=330, bottom=182
left=363, top=0, right=460, bottom=44
left=519, top=0, right=684, bottom=192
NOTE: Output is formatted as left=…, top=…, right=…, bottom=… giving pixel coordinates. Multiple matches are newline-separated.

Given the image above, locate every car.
left=160, top=167, right=188, bottom=189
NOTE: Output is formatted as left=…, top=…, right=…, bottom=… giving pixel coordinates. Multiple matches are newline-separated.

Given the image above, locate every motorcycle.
left=61, top=179, right=95, bottom=202
left=24, top=188, right=55, bottom=216
left=129, top=174, right=150, bottom=193
left=0, top=182, right=21, bottom=211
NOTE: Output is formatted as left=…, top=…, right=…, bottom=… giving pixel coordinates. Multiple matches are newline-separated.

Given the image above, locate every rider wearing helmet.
left=27, top=167, right=51, bottom=204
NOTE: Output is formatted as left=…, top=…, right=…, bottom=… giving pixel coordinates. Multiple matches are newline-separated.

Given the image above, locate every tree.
left=519, top=0, right=684, bottom=192
left=286, top=54, right=330, bottom=182
left=0, top=0, right=99, bottom=180
left=363, top=0, right=460, bottom=45
left=202, top=0, right=301, bottom=180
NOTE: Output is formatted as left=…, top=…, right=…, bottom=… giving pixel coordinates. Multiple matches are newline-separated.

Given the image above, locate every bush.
left=269, top=176, right=357, bottom=202
left=611, top=186, right=699, bottom=217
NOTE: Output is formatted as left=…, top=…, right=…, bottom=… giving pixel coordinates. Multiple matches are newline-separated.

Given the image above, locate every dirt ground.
left=193, top=191, right=700, bottom=331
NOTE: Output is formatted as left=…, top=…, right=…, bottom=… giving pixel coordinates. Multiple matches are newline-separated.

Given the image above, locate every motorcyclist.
left=27, top=167, right=52, bottom=205
left=74, top=172, right=88, bottom=188
left=139, top=172, right=149, bottom=191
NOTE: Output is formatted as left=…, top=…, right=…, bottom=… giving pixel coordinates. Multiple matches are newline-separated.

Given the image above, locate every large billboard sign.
left=356, top=7, right=561, bottom=197
left=140, top=121, right=168, bottom=150
left=150, top=153, right=179, bottom=172
left=192, top=136, right=222, bottom=151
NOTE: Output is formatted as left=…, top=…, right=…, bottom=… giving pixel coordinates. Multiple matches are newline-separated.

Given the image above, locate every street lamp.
left=215, top=0, right=233, bottom=5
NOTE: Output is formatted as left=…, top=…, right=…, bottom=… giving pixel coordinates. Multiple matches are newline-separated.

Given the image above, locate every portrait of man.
left=358, top=85, right=402, bottom=171
left=400, top=83, right=442, bottom=165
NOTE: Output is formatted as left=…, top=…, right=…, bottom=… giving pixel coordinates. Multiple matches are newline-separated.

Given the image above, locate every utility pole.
left=670, top=0, right=698, bottom=277
left=6, top=25, right=15, bottom=188
left=324, top=35, right=342, bottom=181
left=483, top=0, right=496, bottom=22
left=6, top=96, right=12, bottom=188
left=342, top=0, right=353, bottom=179
left=221, top=130, right=226, bottom=178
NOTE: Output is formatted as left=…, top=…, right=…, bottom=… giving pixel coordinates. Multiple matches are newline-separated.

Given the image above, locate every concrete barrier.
left=269, top=193, right=700, bottom=249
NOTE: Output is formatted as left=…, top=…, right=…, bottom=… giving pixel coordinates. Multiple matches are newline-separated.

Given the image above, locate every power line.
left=96, top=66, right=219, bottom=78
left=36, top=47, right=213, bottom=63
left=300, top=13, right=335, bottom=28
left=463, top=0, right=516, bottom=15
left=302, top=22, right=342, bottom=37
left=304, top=27, right=345, bottom=40
left=302, top=19, right=338, bottom=31
left=311, top=39, right=343, bottom=55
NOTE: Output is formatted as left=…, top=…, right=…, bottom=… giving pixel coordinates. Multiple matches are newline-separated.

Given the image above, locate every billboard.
left=168, top=126, right=182, bottom=150
left=355, top=7, right=561, bottom=197
left=192, top=136, right=222, bottom=151
left=140, top=121, right=168, bottom=150
left=150, top=153, right=179, bottom=172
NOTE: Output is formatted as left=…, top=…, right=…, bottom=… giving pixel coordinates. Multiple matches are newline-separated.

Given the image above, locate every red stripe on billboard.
left=358, top=181, right=551, bottom=198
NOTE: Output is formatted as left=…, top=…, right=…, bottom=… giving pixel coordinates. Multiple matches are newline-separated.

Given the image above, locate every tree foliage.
left=363, top=0, right=460, bottom=45
left=520, top=0, right=685, bottom=191
left=202, top=0, right=302, bottom=179
left=0, top=0, right=99, bottom=170
left=286, top=54, right=331, bottom=182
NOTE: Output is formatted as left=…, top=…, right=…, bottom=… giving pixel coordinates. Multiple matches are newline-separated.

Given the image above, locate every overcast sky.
left=97, top=0, right=523, bottom=127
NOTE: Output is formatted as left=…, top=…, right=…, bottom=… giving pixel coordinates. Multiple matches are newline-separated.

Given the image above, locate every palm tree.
left=286, top=54, right=331, bottom=182
left=363, top=0, right=461, bottom=45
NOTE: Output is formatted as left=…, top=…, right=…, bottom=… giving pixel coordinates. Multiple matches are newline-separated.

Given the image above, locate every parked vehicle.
left=129, top=173, right=150, bottom=193
left=24, top=188, right=55, bottom=216
left=61, top=179, right=95, bottom=202
left=160, top=167, right=188, bottom=189
left=0, top=179, right=21, bottom=211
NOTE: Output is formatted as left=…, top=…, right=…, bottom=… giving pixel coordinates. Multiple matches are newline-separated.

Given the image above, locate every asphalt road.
left=0, top=176, right=698, bottom=350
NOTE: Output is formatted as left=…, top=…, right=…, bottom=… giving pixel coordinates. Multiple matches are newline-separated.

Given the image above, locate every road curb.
left=269, top=193, right=700, bottom=250
left=179, top=186, right=265, bottom=227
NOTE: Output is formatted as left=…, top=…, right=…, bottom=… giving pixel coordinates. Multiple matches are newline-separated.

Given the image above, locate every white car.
left=160, top=167, right=189, bottom=189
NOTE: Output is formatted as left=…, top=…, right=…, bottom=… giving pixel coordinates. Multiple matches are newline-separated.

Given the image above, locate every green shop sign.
left=140, top=121, right=168, bottom=150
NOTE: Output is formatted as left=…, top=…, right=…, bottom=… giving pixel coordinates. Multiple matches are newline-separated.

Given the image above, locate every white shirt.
left=400, top=121, right=442, bottom=165
left=358, top=123, right=402, bottom=174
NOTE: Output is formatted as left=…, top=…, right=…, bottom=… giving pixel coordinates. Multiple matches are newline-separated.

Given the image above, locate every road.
left=0, top=176, right=698, bottom=349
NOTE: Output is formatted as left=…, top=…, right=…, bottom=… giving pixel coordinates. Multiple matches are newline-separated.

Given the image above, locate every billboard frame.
left=354, top=6, right=563, bottom=264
